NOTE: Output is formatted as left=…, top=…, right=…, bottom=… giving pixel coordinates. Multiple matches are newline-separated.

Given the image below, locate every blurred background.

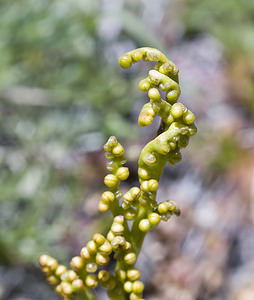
left=0, top=0, right=254, bottom=299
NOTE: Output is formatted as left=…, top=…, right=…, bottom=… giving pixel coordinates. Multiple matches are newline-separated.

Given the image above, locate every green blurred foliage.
left=183, top=0, right=254, bottom=109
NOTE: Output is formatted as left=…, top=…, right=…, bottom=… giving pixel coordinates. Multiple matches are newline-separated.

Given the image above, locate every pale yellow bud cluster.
left=123, top=269, right=144, bottom=300
left=105, top=215, right=146, bottom=299
left=79, top=233, right=112, bottom=272
left=107, top=216, right=132, bottom=253
left=99, top=136, right=129, bottom=213
left=121, top=187, right=141, bottom=220
left=66, top=215, right=142, bottom=298
left=140, top=179, right=159, bottom=193
left=138, top=212, right=161, bottom=232
left=170, top=103, right=196, bottom=125
left=39, top=255, right=86, bottom=299
left=140, top=179, right=159, bottom=209
left=139, top=90, right=195, bottom=132
left=138, top=200, right=180, bottom=232
left=158, top=200, right=180, bottom=221
left=67, top=232, right=115, bottom=291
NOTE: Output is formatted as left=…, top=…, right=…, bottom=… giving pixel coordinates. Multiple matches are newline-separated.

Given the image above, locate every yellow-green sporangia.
left=39, top=47, right=197, bottom=300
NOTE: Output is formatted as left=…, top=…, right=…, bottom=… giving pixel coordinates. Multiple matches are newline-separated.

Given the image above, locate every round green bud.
left=59, top=272, right=68, bottom=282
left=104, top=136, right=118, bottom=151
left=139, top=219, right=151, bottom=232
left=107, top=230, right=115, bottom=242
left=96, top=253, right=110, bottom=266
left=123, top=191, right=133, bottom=202
left=111, top=222, right=124, bottom=234
left=116, top=167, right=129, bottom=180
left=166, top=90, right=178, bottom=103
left=47, top=257, right=58, bottom=271
left=148, top=179, right=159, bottom=192
left=104, top=174, right=118, bottom=188
left=64, top=270, right=77, bottom=282
left=70, top=256, right=84, bottom=270
left=124, top=252, right=137, bottom=265
left=111, top=236, right=125, bottom=249
left=87, top=241, right=97, bottom=255
left=98, top=201, right=109, bottom=213
left=124, top=281, right=133, bottom=293
left=171, top=103, right=183, bottom=118
left=72, top=279, right=84, bottom=290
left=138, top=168, right=149, bottom=180
left=143, top=105, right=155, bottom=116
left=61, top=282, right=73, bottom=295
left=130, top=187, right=141, bottom=199
left=183, top=111, right=195, bottom=124
left=101, top=191, right=115, bottom=204
left=55, top=284, right=62, bottom=294
left=85, top=275, right=98, bottom=288
left=148, top=88, right=160, bottom=101
left=141, top=181, right=149, bottom=192
left=55, top=265, right=68, bottom=277
left=98, top=270, right=110, bottom=282
left=48, top=275, right=59, bottom=285
left=131, top=50, right=143, bottom=62
left=138, top=79, right=150, bottom=92
left=99, top=241, right=112, bottom=254
left=167, top=200, right=176, bottom=212
left=96, top=239, right=112, bottom=254
left=123, top=241, right=132, bottom=251
left=39, top=254, right=50, bottom=267
left=138, top=113, right=154, bottom=127
left=119, top=54, right=132, bottom=69
left=93, top=233, right=106, bottom=246
left=158, top=202, right=169, bottom=214
left=80, top=247, right=91, bottom=260
left=86, top=262, right=98, bottom=273
left=112, top=144, right=125, bottom=156
left=114, top=215, right=124, bottom=224
left=132, top=281, right=144, bottom=294
left=148, top=213, right=161, bottom=226
left=127, top=268, right=141, bottom=281
left=143, top=153, right=157, bottom=165
left=159, top=61, right=174, bottom=74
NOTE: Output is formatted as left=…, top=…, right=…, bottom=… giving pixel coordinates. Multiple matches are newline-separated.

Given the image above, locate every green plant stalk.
left=39, top=47, right=197, bottom=300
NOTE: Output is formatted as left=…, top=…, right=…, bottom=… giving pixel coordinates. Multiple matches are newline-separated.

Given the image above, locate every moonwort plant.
left=39, top=47, right=197, bottom=300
